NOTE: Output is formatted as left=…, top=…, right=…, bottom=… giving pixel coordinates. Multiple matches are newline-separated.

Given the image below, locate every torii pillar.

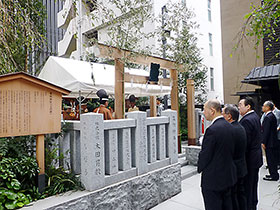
left=115, top=59, right=125, bottom=119
left=187, top=79, right=196, bottom=145
left=170, top=69, right=181, bottom=153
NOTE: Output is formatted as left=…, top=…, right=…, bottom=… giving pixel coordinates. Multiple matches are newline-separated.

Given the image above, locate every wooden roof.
left=0, top=72, right=70, bottom=95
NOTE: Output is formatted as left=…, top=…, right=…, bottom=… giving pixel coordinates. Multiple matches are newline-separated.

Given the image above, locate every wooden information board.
left=0, top=73, right=70, bottom=138
left=0, top=72, right=70, bottom=192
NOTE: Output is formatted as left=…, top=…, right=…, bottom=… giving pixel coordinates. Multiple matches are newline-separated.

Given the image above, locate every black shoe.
left=263, top=176, right=279, bottom=181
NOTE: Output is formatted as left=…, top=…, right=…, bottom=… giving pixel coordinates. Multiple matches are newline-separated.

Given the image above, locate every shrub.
left=0, top=156, right=39, bottom=209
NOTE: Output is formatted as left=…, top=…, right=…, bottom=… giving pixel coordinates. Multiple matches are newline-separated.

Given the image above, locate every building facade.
left=220, top=0, right=264, bottom=104
left=57, top=0, right=224, bottom=103
left=29, top=0, right=64, bottom=73
left=183, top=0, right=224, bottom=102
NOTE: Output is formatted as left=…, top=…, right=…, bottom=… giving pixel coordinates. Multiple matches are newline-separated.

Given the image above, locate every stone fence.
left=55, top=110, right=178, bottom=192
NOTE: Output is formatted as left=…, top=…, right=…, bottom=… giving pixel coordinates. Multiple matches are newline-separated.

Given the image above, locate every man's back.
left=94, top=105, right=113, bottom=120
left=198, top=118, right=237, bottom=191
left=273, top=108, right=280, bottom=140
left=262, top=112, right=278, bottom=148
left=232, top=121, right=247, bottom=178
left=239, top=111, right=263, bottom=169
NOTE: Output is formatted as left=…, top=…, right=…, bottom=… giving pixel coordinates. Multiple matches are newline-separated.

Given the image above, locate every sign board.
left=0, top=72, right=70, bottom=138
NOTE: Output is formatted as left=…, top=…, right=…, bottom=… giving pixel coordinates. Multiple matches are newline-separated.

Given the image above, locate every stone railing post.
left=118, top=128, right=132, bottom=170
left=80, top=113, right=105, bottom=191
left=157, top=124, right=166, bottom=160
left=162, top=110, right=178, bottom=164
left=104, top=130, right=118, bottom=175
left=148, top=125, right=156, bottom=163
left=127, top=111, right=148, bottom=175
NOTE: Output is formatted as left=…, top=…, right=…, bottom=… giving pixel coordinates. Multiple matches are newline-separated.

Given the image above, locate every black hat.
left=156, top=97, right=162, bottom=102
left=96, top=89, right=109, bottom=101
left=129, top=94, right=136, bottom=102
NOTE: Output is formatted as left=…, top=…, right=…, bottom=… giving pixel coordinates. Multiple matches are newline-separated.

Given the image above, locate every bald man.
left=261, top=101, right=279, bottom=181
left=198, top=99, right=237, bottom=210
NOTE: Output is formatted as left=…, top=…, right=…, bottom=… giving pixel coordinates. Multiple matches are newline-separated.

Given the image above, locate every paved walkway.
left=152, top=166, right=280, bottom=210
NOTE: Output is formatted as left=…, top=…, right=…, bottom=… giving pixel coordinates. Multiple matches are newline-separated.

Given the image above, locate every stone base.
left=22, top=163, right=181, bottom=210
left=185, top=146, right=201, bottom=166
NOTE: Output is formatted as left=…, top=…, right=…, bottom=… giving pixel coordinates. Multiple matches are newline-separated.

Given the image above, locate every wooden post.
left=187, top=79, right=196, bottom=145
left=36, top=134, right=45, bottom=193
left=115, top=59, right=125, bottom=119
left=170, top=69, right=181, bottom=153
left=150, top=96, right=157, bottom=117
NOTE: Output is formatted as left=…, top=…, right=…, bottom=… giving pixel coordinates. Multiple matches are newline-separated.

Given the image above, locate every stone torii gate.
left=93, top=43, right=196, bottom=149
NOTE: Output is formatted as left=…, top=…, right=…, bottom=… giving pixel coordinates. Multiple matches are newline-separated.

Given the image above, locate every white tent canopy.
left=38, top=56, right=171, bottom=98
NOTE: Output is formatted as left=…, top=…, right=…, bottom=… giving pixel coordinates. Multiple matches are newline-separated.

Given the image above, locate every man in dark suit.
left=261, top=101, right=279, bottom=181
left=222, top=104, right=247, bottom=210
left=238, top=97, right=263, bottom=210
left=198, top=99, right=237, bottom=210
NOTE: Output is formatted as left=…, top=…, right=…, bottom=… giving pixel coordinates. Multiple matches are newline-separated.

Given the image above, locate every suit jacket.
left=198, top=117, right=237, bottom=191
left=231, top=121, right=247, bottom=178
left=93, top=105, right=113, bottom=120
left=261, top=112, right=278, bottom=148
left=239, top=111, right=263, bottom=169
left=273, top=108, right=280, bottom=140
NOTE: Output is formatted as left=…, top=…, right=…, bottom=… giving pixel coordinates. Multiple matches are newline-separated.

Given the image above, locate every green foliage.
left=0, top=0, right=46, bottom=74
left=156, top=3, right=207, bottom=103
left=0, top=157, right=39, bottom=191
left=136, top=97, right=149, bottom=106
left=0, top=134, right=83, bottom=209
left=0, top=136, right=36, bottom=159
left=0, top=136, right=40, bottom=209
left=43, top=135, right=83, bottom=197
left=87, top=99, right=100, bottom=112
left=179, top=105, right=188, bottom=141
left=235, top=0, right=280, bottom=57
left=0, top=189, right=30, bottom=210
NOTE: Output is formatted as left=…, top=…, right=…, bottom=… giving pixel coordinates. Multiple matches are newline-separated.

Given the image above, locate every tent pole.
left=79, top=90, right=82, bottom=119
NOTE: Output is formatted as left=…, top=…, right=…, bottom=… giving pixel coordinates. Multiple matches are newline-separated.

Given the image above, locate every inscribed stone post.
left=80, top=113, right=105, bottom=191
left=71, top=130, right=81, bottom=175
left=195, top=108, right=201, bottom=140
left=104, top=129, right=118, bottom=175
left=118, top=128, right=132, bottom=171
left=127, top=111, right=148, bottom=175
left=157, top=124, right=166, bottom=160
left=148, top=125, right=157, bottom=163
left=162, top=110, right=178, bottom=164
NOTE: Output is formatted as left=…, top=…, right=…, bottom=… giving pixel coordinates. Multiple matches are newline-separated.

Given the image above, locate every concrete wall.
left=220, top=0, right=263, bottom=104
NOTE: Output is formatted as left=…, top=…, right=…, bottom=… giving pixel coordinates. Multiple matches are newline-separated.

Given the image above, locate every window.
left=209, top=33, right=213, bottom=56
left=85, top=30, right=98, bottom=46
left=210, top=67, right=214, bottom=91
left=86, top=0, right=97, bottom=12
left=208, top=0, right=211, bottom=22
